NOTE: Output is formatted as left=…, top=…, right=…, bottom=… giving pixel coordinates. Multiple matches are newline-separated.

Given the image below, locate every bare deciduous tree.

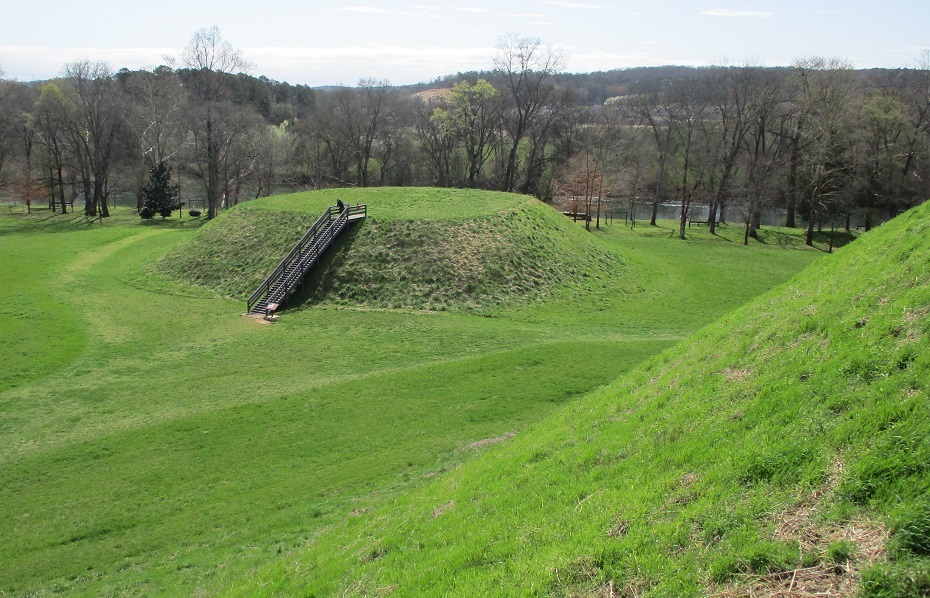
left=30, top=83, right=71, bottom=213
left=62, top=60, right=126, bottom=217
left=180, top=27, right=254, bottom=218
left=494, top=33, right=565, bottom=193
left=121, top=67, right=185, bottom=210
left=792, top=58, right=857, bottom=246
left=626, top=80, right=681, bottom=226
left=182, top=26, right=253, bottom=74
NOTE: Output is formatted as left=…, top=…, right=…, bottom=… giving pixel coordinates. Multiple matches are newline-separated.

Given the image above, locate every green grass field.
left=0, top=190, right=838, bottom=595
left=230, top=200, right=930, bottom=597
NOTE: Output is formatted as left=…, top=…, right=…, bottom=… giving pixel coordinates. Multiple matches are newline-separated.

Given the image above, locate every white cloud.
left=702, top=9, right=774, bottom=18
left=0, top=45, right=178, bottom=80
left=567, top=49, right=710, bottom=72
left=414, top=5, right=543, bottom=18
left=0, top=43, right=498, bottom=85
left=339, top=6, right=388, bottom=13
left=244, top=44, right=496, bottom=85
left=546, top=1, right=602, bottom=8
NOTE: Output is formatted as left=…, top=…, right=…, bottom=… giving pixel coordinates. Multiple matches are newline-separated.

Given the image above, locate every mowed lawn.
left=0, top=203, right=823, bottom=595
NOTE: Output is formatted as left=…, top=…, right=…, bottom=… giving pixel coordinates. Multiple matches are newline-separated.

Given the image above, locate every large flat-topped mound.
left=155, top=187, right=623, bottom=312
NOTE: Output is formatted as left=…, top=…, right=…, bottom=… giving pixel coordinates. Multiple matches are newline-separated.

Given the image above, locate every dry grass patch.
left=710, top=462, right=888, bottom=597
left=465, top=432, right=517, bottom=450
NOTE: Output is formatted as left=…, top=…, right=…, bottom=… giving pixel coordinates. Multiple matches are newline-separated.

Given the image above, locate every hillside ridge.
left=227, top=202, right=930, bottom=595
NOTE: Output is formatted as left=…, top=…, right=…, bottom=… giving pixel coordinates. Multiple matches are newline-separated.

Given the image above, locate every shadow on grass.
left=0, top=207, right=208, bottom=235
left=275, top=220, right=366, bottom=313
left=811, top=230, right=858, bottom=249
left=754, top=229, right=806, bottom=249
left=755, top=228, right=858, bottom=251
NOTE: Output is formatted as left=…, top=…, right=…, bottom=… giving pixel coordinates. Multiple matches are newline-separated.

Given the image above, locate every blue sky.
left=1, top=1, right=928, bottom=85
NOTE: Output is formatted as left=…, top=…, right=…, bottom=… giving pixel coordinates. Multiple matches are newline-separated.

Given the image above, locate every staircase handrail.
left=247, top=207, right=336, bottom=313
left=246, top=204, right=367, bottom=314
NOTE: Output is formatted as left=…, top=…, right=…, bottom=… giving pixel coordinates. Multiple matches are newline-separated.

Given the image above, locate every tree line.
left=568, top=56, right=930, bottom=245
left=1, top=30, right=928, bottom=243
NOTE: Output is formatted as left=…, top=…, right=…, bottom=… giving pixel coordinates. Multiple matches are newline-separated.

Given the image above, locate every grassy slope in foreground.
left=156, top=188, right=618, bottom=311
left=230, top=204, right=930, bottom=597
left=0, top=204, right=822, bottom=596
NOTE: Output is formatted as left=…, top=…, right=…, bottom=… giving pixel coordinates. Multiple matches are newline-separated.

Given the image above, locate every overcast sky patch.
left=702, top=9, right=775, bottom=18
left=2, top=0, right=927, bottom=86
left=546, top=1, right=602, bottom=8
left=339, top=6, right=388, bottom=13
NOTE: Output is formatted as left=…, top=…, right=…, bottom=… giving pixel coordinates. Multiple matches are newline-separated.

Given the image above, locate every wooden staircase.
left=246, top=204, right=366, bottom=315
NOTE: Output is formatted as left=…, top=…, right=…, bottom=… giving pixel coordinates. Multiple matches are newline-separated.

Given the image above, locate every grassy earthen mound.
left=156, top=188, right=621, bottom=311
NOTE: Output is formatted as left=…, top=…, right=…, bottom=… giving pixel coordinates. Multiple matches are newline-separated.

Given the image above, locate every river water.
left=596, top=201, right=889, bottom=229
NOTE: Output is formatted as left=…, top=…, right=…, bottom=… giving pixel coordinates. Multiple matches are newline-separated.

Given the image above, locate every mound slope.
left=231, top=202, right=930, bottom=596
left=156, top=188, right=620, bottom=311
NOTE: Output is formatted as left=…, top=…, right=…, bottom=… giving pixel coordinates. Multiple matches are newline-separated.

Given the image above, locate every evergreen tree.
left=140, top=161, right=178, bottom=219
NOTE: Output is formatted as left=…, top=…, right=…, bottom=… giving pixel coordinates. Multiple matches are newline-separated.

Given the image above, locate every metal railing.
left=246, top=204, right=367, bottom=314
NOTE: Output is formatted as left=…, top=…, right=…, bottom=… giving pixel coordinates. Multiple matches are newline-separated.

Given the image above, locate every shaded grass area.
left=227, top=205, right=930, bottom=597
left=0, top=196, right=829, bottom=595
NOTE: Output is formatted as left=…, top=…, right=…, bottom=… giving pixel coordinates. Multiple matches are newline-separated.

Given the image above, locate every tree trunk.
left=749, top=208, right=761, bottom=238
left=805, top=210, right=816, bottom=246
left=651, top=158, right=665, bottom=226
left=678, top=196, right=689, bottom=240
left=83, top=175, right=95, bottom=217
left=786, top=133, right=801, bottom=228
left=206, top=115, right=220, bottom=219
left=57, top=167, right=66, bottom=214
left=95, top=179, right=110, bottom=218
left=505, top=142, right=519, bottom=193
left=49, top=167, right=56, bottom=211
